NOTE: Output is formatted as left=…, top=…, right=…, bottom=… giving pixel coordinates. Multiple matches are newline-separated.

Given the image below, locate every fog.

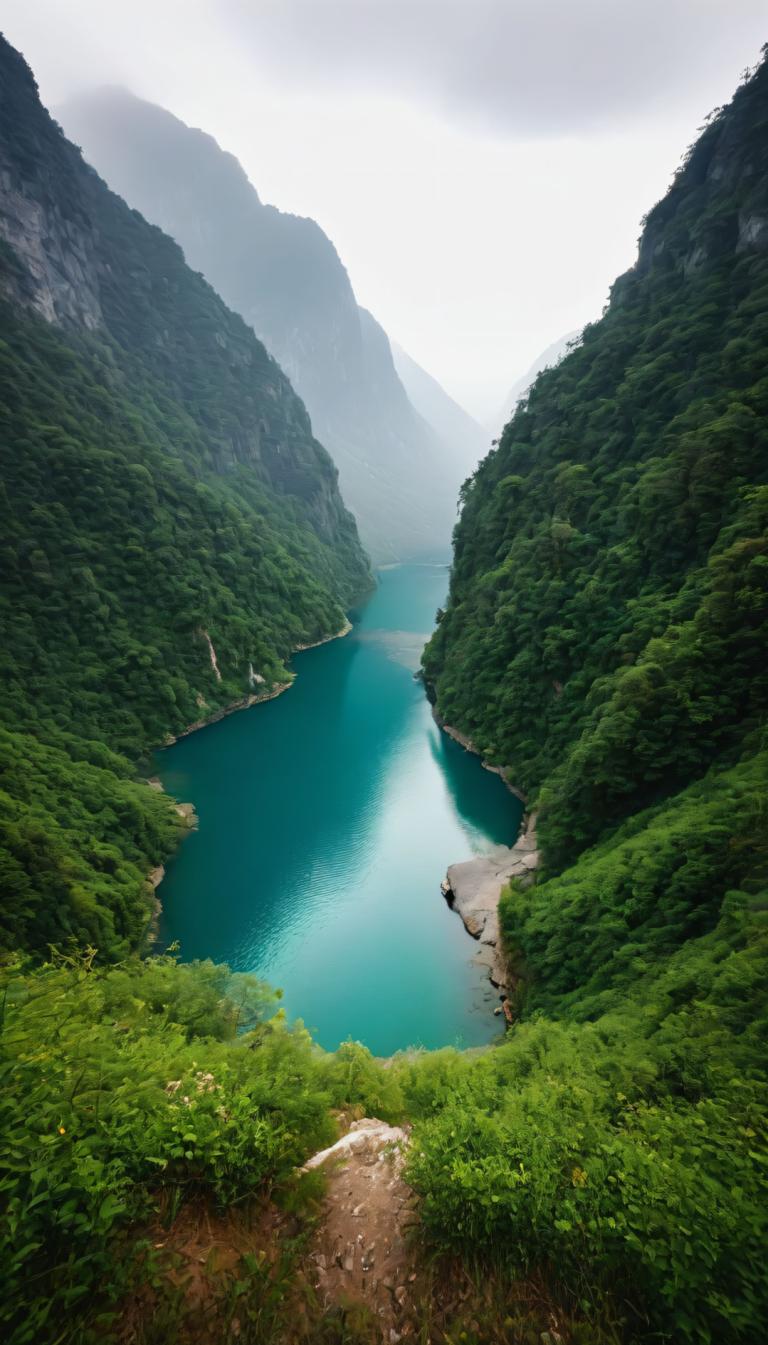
left=3, top=1, right=765, bottom=417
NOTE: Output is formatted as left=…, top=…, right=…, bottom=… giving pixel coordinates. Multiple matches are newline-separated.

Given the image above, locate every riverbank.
left=432, top=711, right=537, bottom=1004
left=163, top=619, right=353, bottom=746
left=433, top=714, right=527, bottom=804
left=145, top=618, right=354, bottom=940
left=441, top=813, right=539, bottom=998
left=155, top=563, right=514, bottom=1053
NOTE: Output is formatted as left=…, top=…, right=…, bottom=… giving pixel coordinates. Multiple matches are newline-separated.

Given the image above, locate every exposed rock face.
left=443, top=816, right=538, bottom=993
left=0, top=46, right=102, bottom=327
left=738, top=210, right=768, bottom=251
left=0, top=39, right=371, bottom=607
left=0, top=178, right=102, bottom=327
left=302, top=1118, right=408, bottom=1174
left=633, top=79, right=768, bottom=282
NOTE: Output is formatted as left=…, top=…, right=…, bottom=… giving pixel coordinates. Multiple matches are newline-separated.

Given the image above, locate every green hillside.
left=0, top=37, right=370, bottom=958
left=424, top=57, right=768, bottom=869
left=1, top=31, right=767, bottom=1345
left=413, top=48, right=768, bottom=1341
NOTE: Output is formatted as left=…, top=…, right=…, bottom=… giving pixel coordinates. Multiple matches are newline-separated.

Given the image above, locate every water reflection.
left=157, top=565, right=520, bottom=1053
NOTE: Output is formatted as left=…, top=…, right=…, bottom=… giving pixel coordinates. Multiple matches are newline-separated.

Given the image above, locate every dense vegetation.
left=0, top=38, right=369, bottom=958
left=4, top=920, right=767, bottom=1343
left=423, top=56, right=768, bottom=868
left=60, top=86, right=476, bottom=563
left=1, top=32, right=767, bottom=1345
left=412, top=48, right=768, bottom=1343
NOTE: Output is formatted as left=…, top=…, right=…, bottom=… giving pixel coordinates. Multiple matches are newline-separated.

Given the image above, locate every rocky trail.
left=126, top=1114, right=570, bottom=1343
left=304, top=1118, right=423, bottom=1341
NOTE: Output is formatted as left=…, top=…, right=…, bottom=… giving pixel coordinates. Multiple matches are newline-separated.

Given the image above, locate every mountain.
left=490, top=329, right=581, bottom=432
left=3, top=36, right=768, bottom=1345
left=424, top=52, right=768, bottom=960
left=425, top=55, right=768, bottom=862
left=0, top=35, right=370, bottom=958
left=59, top=88, right=471, bottom=561
left=418, top=54, right=768, bottom=1336
left=391, top=342, right=488, bottom=481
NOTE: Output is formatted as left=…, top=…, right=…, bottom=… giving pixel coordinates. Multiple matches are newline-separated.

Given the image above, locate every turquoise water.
left=156, top=564, right=522, bottom=1055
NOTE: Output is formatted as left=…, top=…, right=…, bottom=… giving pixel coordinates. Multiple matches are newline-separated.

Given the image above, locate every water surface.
left=157, top=564, right=522, bottom=1054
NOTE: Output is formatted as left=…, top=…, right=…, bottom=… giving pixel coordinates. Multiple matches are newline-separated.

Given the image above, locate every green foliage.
left=394, top=892, right=768, bottom=1341
left=2, top=34, right=768, bottom=1345
left=423, top=57, right=768, bottom=868
left=0, top=38, right=370, bottom=957
left=500, top=751, right=768, bottom=1016
left=407, top=1061, right=768, bottom=1343
left=322, top=1041, right=404, bottom=1122
left=412, top=53, right=768, bottom=1343
left=0, top=303, right=362, bottom=757
left=0, top=953, right=335, bottom=1343
left=0, top=725, right=181, bottom=958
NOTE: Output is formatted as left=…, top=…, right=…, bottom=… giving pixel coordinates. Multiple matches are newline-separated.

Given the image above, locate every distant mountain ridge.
left=391, top=342, right=488, bottom=485
left=491, top=330, right=581, bottom=433
left=60, top=88, right=480, bottom=560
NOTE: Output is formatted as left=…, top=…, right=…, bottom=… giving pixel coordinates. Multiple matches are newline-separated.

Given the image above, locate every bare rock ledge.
left=442, top=815, right=538, bottom=995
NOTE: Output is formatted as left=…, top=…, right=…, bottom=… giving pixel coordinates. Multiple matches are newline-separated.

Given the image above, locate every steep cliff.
left=0, top=35, right=370, bottom=957
left=59, top=87, right=474, bottom=560
left=413, top=66, right=768, bottom=1341
left=424, top=53, right=768, bottom=868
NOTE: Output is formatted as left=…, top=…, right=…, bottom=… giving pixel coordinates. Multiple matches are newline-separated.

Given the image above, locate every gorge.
left=1, top=24, right=767, bottom=1345
left=156, top=563, right=522, bottom=1055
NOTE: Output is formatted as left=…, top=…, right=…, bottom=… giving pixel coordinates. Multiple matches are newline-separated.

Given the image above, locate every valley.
left=0, top=23, right=766, bottom=1345
left=156, top=564, right=522, bottom=1054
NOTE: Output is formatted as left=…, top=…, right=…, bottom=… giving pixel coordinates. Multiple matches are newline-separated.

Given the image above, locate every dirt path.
left=303, top=1118, right=424, bottom=1340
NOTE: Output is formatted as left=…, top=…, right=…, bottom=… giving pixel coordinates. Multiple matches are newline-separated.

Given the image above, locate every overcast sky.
left=3, top=2, right=766, bottom=419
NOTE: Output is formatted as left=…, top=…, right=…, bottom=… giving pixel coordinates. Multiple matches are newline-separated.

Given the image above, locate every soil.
left=304, top=1118, right=424, bottom=1341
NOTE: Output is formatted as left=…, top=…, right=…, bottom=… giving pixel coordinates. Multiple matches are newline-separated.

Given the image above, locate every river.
left=156, top=563, right=522, bottom=1055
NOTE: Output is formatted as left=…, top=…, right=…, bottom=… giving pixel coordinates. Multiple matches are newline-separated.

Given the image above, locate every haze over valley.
left=1, top=6, right=767, bottom=1343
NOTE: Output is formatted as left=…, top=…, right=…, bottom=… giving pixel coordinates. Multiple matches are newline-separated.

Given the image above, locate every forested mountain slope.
left=424, top=57, right=768, bottom=870
left=0, top=35, right=370, bottom=958
left=2, top=38, right=768, bottom=1345
left=60, top=88, right=472, bottom=560
left=412, top=56, right=768, bottom=1339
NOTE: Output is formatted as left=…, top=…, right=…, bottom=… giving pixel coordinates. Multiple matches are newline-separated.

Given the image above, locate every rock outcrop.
left=442, top=815, right=538, bottom=993
left=303, top=1118, right=420, bottom=1339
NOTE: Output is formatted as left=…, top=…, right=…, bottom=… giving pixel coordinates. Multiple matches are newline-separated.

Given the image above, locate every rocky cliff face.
left=59, top=88, right=475, bottom=560
left=0, top=45, right=368, bottom=588
left=0, top=45, right=102, bottom=327
left=629, top=70, right=768, bottom=282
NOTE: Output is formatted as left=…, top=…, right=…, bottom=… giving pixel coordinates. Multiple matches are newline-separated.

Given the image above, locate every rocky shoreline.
left=433, top=713, right=539, bottom=1006
left=164, top=618, right=353, bottom=745
left=434, top=715, right=527, bottom=803
left=441, top=815, right=538, bottom=997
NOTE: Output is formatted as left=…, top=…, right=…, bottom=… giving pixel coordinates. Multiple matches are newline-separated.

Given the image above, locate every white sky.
left=2, top=2, right=766, bottom=419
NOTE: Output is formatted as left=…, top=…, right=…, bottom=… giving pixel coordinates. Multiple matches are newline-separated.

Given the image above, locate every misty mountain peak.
left=58, top=89, right=483, bottom=559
